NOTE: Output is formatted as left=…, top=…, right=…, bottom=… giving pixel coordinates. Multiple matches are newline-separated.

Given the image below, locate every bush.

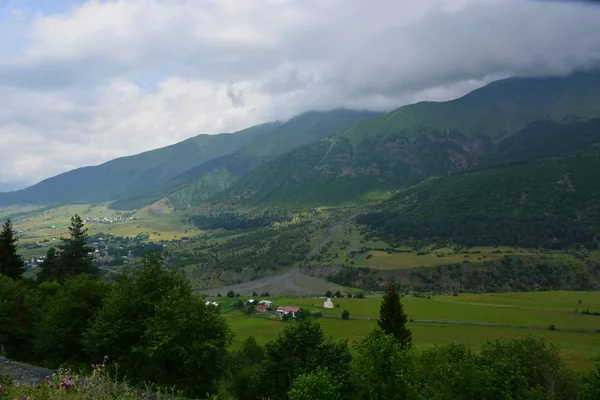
left=341, top=310, right=350, bottom=320
left=227, top=290, right=235, bottom=298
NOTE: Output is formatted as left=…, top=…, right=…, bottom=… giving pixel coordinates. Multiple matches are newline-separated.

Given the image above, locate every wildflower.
left=104, top=355, right=109, bottom=360
left=60, top=378, right=74, bottom=389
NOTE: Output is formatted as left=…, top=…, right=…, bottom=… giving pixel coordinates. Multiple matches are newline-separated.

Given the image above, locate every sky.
left=1, top=0, right=600, bottom=187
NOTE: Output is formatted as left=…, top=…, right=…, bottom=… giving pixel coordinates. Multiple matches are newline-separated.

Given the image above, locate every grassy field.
left=313, top=220, right=592, bottom=271
left=3, top=203, right=198, bottom=258
left=216, top=291, right=600, bottom=370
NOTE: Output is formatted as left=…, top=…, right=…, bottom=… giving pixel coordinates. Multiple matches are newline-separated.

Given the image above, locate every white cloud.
left=0, top=0, right=600, bottom=184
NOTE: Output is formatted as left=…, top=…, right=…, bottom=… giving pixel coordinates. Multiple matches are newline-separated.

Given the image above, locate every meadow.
left=213, top=291, right=600, bottom=370
left=2, top=203, right=198, bottom=258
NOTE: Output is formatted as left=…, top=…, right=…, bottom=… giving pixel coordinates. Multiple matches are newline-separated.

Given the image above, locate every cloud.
left=1, top=0, right=600, bottom=184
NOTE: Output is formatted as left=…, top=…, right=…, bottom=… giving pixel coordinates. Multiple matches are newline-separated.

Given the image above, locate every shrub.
left=341, top=310, right=350, bottom=320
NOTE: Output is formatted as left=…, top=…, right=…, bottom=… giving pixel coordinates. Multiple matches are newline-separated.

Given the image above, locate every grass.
left=7, top=203, right=198, bottom=258
left=218, top=291, right=600, bottom=370
left=314, top=220, right=593, bottom=271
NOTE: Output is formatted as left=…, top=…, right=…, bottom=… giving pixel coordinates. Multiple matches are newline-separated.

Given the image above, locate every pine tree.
left=0, top=219, right=25, bottom=279
left=377, top=280, right=411, bottom=348
left=36, top=247, right=61, bottom=283
left=58, top=214, right=97, bottom=280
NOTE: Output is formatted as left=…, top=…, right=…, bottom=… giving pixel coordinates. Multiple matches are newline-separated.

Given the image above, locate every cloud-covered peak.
left=1, top=0, right=600, bottom=184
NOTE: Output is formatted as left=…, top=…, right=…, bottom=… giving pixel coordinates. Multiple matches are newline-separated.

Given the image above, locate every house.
left=324, top=298, right=334, bottom=309
left=256, top=305, right=269, bottom=313
left=205, top=301, right=219, bottom=307
left=259, top=300, right=273, bottom=307
left=276, top=306, right=302, bottom=317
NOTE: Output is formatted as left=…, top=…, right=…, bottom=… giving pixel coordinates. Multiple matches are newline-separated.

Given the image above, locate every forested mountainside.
left=211, top=70, right=600, bottom=209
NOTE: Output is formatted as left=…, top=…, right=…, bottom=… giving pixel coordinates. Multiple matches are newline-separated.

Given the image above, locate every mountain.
left=213, top=69, right=600, bottom=209
left=358, top=152, right=600, bottom=249
left=110, top=109, right=382, bottom=210
left=0, top=123, right=280, bottom=206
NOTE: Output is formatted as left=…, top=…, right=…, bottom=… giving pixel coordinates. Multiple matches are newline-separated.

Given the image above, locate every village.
left=204, top=296, right=338, bottom=320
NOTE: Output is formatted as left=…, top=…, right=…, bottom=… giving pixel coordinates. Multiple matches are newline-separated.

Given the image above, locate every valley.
left=212, top=291, right=600, bottom=370
left=2, top=69, right=600, bottom=385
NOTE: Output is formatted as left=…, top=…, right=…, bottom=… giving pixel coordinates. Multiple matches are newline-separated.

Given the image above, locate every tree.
left=244, top=303, right=255, bottom=316
left=0, top=274, right=31, bottom=360
left=0, top=219, right=25, bottom=279
left=36, top=247, right=61, bottom=283
left=252, top=291, right=258, bottom=297
left=257, top=319, right=352, bottom=399
left=84, top=253, right=232, bottom=397
left=227, top=290, right=235, bottom=298
left=57, top=215, right=97, bottom=280
left=378, top=280, right=411, bottom=348
left=288, top=368, right=342, bottom=400
left=334, top=290, right=342, bottom=298
left=341, top=310, right=350, bottom=320
left=325, top=290, right=333, bottom=298
left=33, top=275, right=109, bottom=367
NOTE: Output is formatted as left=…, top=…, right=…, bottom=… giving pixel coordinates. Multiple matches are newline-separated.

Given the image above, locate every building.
left=259, top=300, right=273, bottom=307
left=276, top=306, right=302, bottom=317
left=324, top=298, right=334, bottom=309
left=256, top=305, right=269, bottom=313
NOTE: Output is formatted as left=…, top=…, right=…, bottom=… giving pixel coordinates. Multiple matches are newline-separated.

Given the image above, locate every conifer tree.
left=36, top=247, right=61, bottom=283
left=58, top=214, right=97, bottom=280
left=377, top=280, right=411, bottom=348
left=0, top=219, right=25, bottom=279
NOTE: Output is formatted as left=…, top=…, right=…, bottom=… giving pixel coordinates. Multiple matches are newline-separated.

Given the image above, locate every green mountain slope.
left=112, top=109, right=381, bottom=210
left=215, top=70, right=600, bottom=208
left=0, top=122, right=280, bottom=206
left=359, top=152, right=600, bottom=249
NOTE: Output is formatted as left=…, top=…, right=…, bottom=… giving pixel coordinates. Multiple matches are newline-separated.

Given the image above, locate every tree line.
left=1, top=216, right=599, bottom=398
left=358, top=213, right=599, bottom=250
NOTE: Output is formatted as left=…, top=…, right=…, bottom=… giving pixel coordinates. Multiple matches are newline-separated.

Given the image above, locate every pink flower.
left=104, top=355, right=109, bottom=360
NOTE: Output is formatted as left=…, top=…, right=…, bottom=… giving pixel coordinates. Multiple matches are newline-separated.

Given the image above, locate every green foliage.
left=0, top=219, right=25, bottom=279
left=288, top=368, right=342, bottom=400
left=40, top=214, right=98, bottom=282
left=378, top=281, right=411, bottom=348
left=36, top=247, right=61, bottom=283
left=580, top=361, right=600, bottom=400
left=32, top=276, right=109, bottom=367
left=0, top=274, right=31, bottom=359
left=341, top=310, right=350, bottom=320
left=352, top=332, right=580, bottom=400
left=360, top=153, right=600, bottom=249
left=257, top=319, right=352, bottom=399
left=224, top=336, right=265, bottom=400
left=83, top=253, right=233, bottom=397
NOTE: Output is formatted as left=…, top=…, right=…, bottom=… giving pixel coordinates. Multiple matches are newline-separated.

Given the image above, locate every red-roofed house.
left=256, top=305, right=269, bottom=313
left=276, top=306, right=302, bottom=317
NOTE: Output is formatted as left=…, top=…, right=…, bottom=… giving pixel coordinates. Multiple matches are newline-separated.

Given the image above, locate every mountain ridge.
left=209, top=69, right=600, bottom=210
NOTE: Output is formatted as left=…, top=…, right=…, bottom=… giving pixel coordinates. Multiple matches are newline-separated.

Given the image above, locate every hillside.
left=213, top=69, right=600, bottom=209
left=358, top=152, right=600, bottom=249
left=112, top=109, right=381, bottom=210
left=0, top=122, right=280, bottom=206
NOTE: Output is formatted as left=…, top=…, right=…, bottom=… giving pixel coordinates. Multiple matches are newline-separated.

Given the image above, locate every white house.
left=324, top=298, right=334, bottom=309
left=259, top=300, right=273, bottom=307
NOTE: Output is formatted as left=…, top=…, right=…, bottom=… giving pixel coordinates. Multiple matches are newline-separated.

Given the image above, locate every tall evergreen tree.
left=36, top=247, right=61, bottom=283
left=58, top=214, right=97, bottom=280
left=0, top=219, right=25, bottom=279
left=377, top=280, right=412, bottom=348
